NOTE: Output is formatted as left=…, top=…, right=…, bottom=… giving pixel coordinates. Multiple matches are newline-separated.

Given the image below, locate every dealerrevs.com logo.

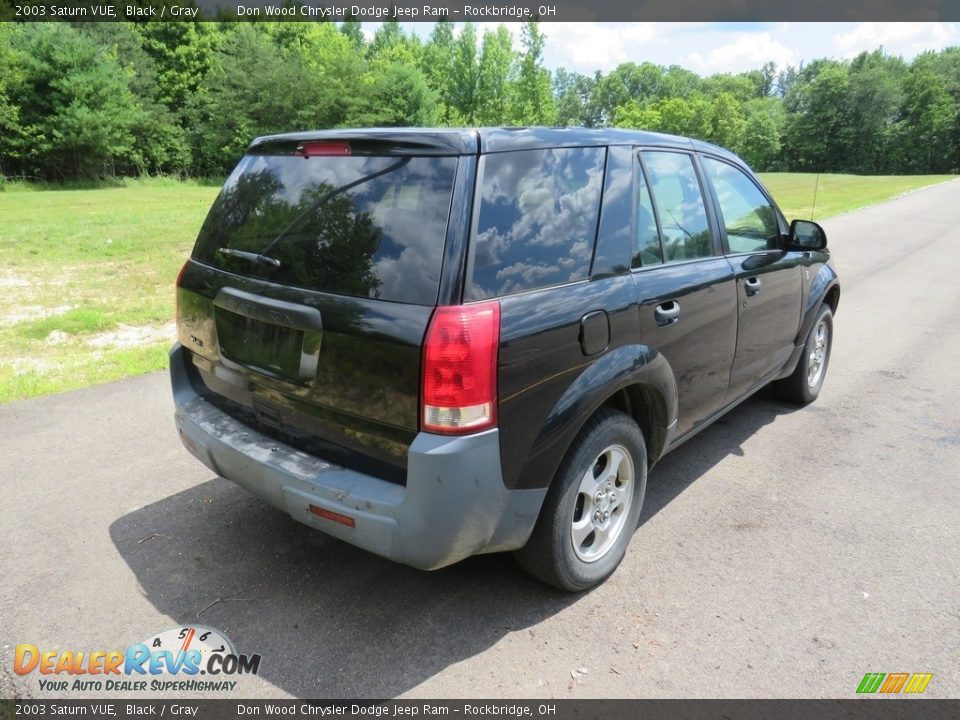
left=14, top=626, right=261, bottom=693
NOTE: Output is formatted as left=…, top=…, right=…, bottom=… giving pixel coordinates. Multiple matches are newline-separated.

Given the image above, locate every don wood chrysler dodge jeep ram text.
left=170, top=127, right=840, bottom=591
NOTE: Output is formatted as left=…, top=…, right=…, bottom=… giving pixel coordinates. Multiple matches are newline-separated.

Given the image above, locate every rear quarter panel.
left=497, top=275, right=677, bottom=490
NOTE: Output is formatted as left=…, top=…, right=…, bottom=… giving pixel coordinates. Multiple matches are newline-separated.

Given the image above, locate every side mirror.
left=789, top=219, right=827, bottom=250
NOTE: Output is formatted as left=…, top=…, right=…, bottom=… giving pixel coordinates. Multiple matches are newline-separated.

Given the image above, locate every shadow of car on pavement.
left=109, top=385, right=802, bottom=698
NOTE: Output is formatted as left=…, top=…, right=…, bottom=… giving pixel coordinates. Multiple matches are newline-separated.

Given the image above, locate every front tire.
left=516, top=408, right=647, bottom=592
left=774, top=304, right=833, bottom=404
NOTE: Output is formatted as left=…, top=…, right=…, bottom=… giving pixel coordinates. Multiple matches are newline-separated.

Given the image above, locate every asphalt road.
left=2, top=180, right=959, bottom=700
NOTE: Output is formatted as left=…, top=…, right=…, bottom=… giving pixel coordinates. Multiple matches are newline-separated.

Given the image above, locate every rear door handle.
left=654, top=300, right=680, bottom=327
left=744, top=277, right=762, bottom=296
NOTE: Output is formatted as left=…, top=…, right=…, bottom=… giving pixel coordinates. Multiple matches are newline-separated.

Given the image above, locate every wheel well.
left=600, top=385, right=669, bottom=467
left=825, top=285, right=840, bottom=314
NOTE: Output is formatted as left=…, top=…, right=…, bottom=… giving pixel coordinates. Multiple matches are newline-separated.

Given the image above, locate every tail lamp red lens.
left=295, top=141, right=352, bottom=157
left=421, top=301, right=500, bottom=435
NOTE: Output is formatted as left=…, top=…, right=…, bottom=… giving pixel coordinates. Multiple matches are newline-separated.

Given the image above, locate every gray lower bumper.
left=170, top=344, right=546, bottom=570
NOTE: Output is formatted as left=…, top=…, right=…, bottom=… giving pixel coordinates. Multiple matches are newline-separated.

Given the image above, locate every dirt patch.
left=44, top=330, right=71, bottom=345
left=85, top=322, right=176, bottom=349
left=0, top=304, right=75, bottom=327
left=0, top=275, right=30, bottom=288
left=7, top=356, right=58, bottom=374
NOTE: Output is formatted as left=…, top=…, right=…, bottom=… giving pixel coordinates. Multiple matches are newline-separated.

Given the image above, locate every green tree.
left=9, top=24, right=145, bottom=179
left=915, top=48, right=960, bottom=172
left=419, top=19, right=457, bottom=122
left=475, top=25, right=514, bottom=125
left=740, top=98, right=784, bottom=170
left=340, top=18, right=364, bottom=50
left=612, top=100, right=661, bottom=130
left=702, top=73, right=758, bottom=103
left=614, top=94, right=713, bottom=141
left=775, top=65, right=798, bottom=99
left=0, top=24, right=24, bottom=178
left=895, top=67, right=956, bottom=172
left=135, top=21, right=219, bottom=120
left=449, top=23, right=480, bottom=123
left=753, top=61, right=778, bottom=97
left=783, top=61, right=854, bottom=171
left=4, top=22, right=960, bottom=180
left=661, top=65, right=702, bottom=100
left=189, top=25, right=353, bottom=175
left=593, top=62, right=665, bottom=124
left=77, top=22, right=190, bottom=175
left=510, top=21, right=554, bottom=125
left=663, top=96, right=712, bottom=138
left=554, top=69, right=597, bottom=126
left=370, top=20, right=405, bottom=56
left=361, top=62, right=439, bottom=126
left=709, top=92, right=747, bottom=151
left=847, top=51, right=904, bottom=173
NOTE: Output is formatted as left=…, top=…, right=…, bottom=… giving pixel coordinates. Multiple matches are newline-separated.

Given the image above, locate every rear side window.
left=641, top=151, right=712, bottom=263
left=701, top=157, right=780, bottom=253
left=192, top=153, right=457, bottom=305
left=468, top=147, right=606, bottom=300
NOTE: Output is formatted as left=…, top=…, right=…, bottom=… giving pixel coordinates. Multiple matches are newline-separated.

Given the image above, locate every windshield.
left=193, top=153, right=458, bottom=305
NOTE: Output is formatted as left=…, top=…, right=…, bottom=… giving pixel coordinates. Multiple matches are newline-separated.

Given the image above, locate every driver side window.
left=701, top=157, right=780, bottom=254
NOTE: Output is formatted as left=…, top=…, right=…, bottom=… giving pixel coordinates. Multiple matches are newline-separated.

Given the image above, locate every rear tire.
left=516, top=408, right=647, bottom=592
left=774, top=305, right=833, bottom=404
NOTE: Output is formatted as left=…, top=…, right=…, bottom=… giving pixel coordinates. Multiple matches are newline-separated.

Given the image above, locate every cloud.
left=685, top=32, right=798, bottom=73
left=542, top=23, right=656, bottom=74
left=542, top=23, right=799, bottom=76
left=833, top=22, right=957, bottom=59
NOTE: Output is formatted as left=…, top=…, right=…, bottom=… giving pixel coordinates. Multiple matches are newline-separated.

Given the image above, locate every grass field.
left=0, top=172, right=954, bottom=403
left=758, top=173, right=955, bottom=220
left=0, top=178, right=219, bottom=403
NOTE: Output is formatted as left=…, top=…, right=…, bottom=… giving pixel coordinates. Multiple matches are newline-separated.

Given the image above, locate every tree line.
left=1, top=19, right=958, bottom=181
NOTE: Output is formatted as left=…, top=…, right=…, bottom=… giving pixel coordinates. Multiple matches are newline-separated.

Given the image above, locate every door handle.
left=744, top=277, right=762, bottom=297
left=654, top=300, right=680, bottom=327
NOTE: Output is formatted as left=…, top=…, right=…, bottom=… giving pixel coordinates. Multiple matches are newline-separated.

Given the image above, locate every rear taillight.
left=421, top=301, right=500, bottom=435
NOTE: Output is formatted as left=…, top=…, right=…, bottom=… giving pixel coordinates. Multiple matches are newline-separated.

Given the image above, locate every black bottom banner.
left=2, top=700, right=959, bottom=720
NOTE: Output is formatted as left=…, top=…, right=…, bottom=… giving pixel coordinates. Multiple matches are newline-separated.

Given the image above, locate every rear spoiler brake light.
left=295, top=141, right=352, bottom=157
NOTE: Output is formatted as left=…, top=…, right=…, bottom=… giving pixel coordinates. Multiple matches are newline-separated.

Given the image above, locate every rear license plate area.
left=215, top=308, right=306, bottom=383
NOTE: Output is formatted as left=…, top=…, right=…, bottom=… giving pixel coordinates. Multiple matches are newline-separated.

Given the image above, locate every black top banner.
left=2, top=0, right=960, bottom=21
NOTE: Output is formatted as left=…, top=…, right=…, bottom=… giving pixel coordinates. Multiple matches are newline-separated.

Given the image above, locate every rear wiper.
left=216, top=248, right=282, bottom=268
left=255, top=156, right=411, bottom=261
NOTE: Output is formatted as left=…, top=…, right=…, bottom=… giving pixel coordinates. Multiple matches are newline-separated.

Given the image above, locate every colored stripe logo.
left=857, top=672, right=933, bottom=694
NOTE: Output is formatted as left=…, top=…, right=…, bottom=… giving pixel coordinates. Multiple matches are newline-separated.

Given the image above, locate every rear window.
left=468, top=147, right=606, bottom=300
left=192, top=153, right=458, bottom=305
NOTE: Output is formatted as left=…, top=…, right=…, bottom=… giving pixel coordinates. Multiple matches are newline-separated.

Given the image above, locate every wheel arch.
left=599, top=383, right=672, bottom=469
left=797, top=263, right=840, bottom=347
left=824, top=283, right=840, bottom=314
left=528, top=346, right=678, bottom=494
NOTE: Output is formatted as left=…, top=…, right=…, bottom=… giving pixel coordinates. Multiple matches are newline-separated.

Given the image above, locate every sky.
left=361, top=22, right=958, bottom=75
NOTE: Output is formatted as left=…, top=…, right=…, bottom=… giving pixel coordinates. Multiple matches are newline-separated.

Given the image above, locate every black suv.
left=171, top=128, right=839, bottom=591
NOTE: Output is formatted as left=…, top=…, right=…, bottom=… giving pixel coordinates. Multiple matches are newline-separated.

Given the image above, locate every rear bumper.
left=170, top=343, right=546, bottom=570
